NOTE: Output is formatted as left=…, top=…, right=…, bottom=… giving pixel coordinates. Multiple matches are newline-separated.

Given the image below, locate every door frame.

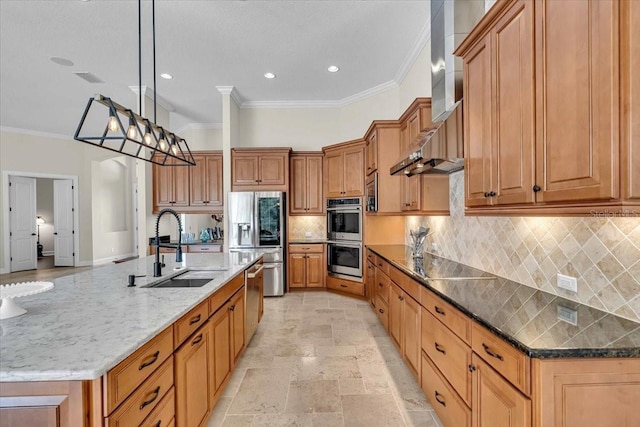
left=2, top=171, right=80, bottom=274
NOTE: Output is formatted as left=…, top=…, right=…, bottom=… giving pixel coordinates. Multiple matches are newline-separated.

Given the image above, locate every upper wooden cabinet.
left=153, top=156, right=190, bottom=210
left=231, top=148, right=291, bottom=191
left=190, top=153, right=223, bottom=208
left=623, top=0, right=640, bottom=201
left=323, top=140, right=365, bottom=198
left=364, top=122, right=404, bottom=213
left=365, top=130, right=378, bottom=176
left=290, top=153, right=323, bottom=215
left=456, top=0, right=639, bottom=214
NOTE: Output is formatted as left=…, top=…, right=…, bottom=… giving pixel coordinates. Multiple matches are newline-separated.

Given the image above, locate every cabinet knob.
left=468, top=364, right=476, bottom=372
left=489, top=191, right=496, bottom=197
left=533, top=185, right=541, bottom=192
left=483, top=192, right=489, bottom=198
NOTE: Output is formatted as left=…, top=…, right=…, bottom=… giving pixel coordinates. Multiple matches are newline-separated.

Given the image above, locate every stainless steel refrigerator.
left=228, top=191, right=286, bottom=296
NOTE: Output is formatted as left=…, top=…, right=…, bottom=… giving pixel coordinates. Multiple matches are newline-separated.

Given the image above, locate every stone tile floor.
left=208, top=291, right=443, bottom=427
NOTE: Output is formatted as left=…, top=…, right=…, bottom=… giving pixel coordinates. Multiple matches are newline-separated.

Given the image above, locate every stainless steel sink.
left=144, top=271, right=218, bottom=288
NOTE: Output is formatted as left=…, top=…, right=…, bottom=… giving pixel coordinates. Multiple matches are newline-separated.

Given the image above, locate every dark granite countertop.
left=367, top=245, right=640, bottom=359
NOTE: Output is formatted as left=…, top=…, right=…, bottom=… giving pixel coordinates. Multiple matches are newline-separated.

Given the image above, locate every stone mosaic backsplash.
left=289, top=215, right=327, bottom=240
left=406, top=171, right=640, bottom=323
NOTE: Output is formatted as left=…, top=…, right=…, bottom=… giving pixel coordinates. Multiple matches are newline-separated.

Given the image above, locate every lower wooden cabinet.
left=288, top=244, right=325, bottom=289
left=175, top=325, right=211, bottom=427
left=389, top=282, right=404, bottom=350
left=326, top=275, right=364, bottom=296
left=365, top=260, right=376, bottom=308
left=422, top=352, right=471, bottom=427
left=230, top=288, right=245, bottom=366
left=471, top=355, right=531, bottom=427
left=402, top=295, right=422, bottom=381
left=210, top=303, right=231, bottom=397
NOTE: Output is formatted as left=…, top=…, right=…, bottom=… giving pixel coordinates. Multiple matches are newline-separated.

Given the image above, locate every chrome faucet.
left=153, top=208, right=183, bottom=277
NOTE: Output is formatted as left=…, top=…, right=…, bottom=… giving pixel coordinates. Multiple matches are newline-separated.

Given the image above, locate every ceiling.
left=0, top=0, right=429, bottom=138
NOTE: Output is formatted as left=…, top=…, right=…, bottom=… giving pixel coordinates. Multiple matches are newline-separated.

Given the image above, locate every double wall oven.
left=327, top=197, right=363, bottom=280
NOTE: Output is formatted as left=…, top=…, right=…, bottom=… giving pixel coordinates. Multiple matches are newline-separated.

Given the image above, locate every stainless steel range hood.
left=390, top=0, right=483, bottom=177
left=390, top=101, right=464, bottom=177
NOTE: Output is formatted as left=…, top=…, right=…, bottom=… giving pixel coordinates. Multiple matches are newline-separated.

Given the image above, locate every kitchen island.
left=0, top=251, right=265, bottom=427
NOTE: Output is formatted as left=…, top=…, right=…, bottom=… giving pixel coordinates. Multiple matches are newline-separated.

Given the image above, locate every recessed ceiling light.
left=160, top=73, right=173, bottom=80
left=50, top=56, right=74, bottom=67
left=327, top=65, right=340, bottom=73
left=264, top=72, right=276, bottom=79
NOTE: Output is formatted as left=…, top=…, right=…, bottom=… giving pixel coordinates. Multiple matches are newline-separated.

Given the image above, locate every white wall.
left=398, top=42, right=432, bottom=112
left=181, top=127, right=223, bottom=151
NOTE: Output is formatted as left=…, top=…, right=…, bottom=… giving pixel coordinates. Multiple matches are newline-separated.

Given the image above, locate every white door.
left=54, top=179, right=74, bottom=266
left=9, top=176, right=37, bottom=272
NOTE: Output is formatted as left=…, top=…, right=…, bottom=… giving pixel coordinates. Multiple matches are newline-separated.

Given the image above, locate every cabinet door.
left=288, top=254, right=307, bottom=288
left=408, top=110, right=420, bottom=143
left=259, top=154, right=286, bottom=186
left=403, top=295, right=421, bottom=382
left=366, top=261, right=376, bottom=307
left=230, top=288, right=245, bottom=366
left=189, top=154, right=208, bottom=206
left=403, top=176, right=421, bottom=211
left=172, top=162, right=190, bottom=207
left=325, top=152, right=344, bottom=197
left=472, top=355, right=531, bottom=427
left=290, top=157, right=307, bottom=213
left=232, top=155, right=259, bottom=186
left=175, top=324, right=211, bottom=427
left=306, top=156, right=324, bottom=213
left=306, top=253, right=325, bottom=288
left=534, top=0, right=618, bottom=202
left=343, top=147, right=364, bottom=197
left=154, top=159, right=174, bottom=208
left=493, top=0, right=535, bottom=206
left=210, top=304, right=231, bottom=396
left=366, top=131, right=378, bottom=175
left=205, top=155, right=223, bottom=207
left=623, top=0, right=640, bottom=200
left=388, top=282, right=404, bottom=351
left=464, top=36, right=494, bottom=207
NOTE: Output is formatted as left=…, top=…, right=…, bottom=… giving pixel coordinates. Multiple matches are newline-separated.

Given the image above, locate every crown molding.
left=129, top=85, right=175, bottom=112
left=175, top=123, right=223, bottom=134
left=0, top=126, right=72, bottom=141
left=338, top=80, right=399, bottom=106
left=394, top=20, right=431, bottom=85
left=216, top=86, right=243, bottom=106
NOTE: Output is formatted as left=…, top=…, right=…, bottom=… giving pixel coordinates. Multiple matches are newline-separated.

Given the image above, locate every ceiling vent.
left=72, top=71, right=104, bottom=84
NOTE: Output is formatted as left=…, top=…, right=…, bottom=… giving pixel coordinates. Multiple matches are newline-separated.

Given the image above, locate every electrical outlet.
left=557, top=305, right=578, bottom=325
left=557, top=273, right=578, bottom=293
left=304, top=231, right=312, bottom=238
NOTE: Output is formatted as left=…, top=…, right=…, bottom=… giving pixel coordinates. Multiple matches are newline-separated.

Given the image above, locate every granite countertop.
left=150, top=239, right=224, bottom=246
left=368, top=245, right=640, bottom=359
left=0, top=252, right=262, bottom=382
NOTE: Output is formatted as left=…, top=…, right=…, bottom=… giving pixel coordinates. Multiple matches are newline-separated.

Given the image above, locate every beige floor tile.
left=387, top=364, right=432, bottom=411
left=219, top=415, right=254, bottom=427
left=222, top=367, right=248, bottom=398
left=298, top=324, right=333, bottom=339
left=207, top=397, right=233, bottom=427
left=338, top=379, right=366, bottom=395
left=403, top=410, right=441, bottom=427
left=315, top=345, right=356, bottom=358
left=333, top=329, right=374, bottom=346
left=253, top=413, right=313, bottom=426
left=311, top=412, right=344, bottom=427
left=227, top=368, right=291, bottom=414
left=291, top=356, right=362, bottom=381
left=341, top=394, right=406, bottom=427
left=285, top=380, right=341, bottom=414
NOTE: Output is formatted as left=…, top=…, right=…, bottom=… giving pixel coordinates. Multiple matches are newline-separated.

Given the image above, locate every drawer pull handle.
left=378, top=283, right=383, bottom=287
left=378, top=263, right=383, bottom=267
left=468, top=364, right=476, bottom=372
left=434, top=306, right=446, bottom=316
left=340, top=284, right=348, bottom=288
left=191, top=333, right=204, bottom=346
left=230, top=304, right=236, bottom=311
left=379, top=308, right=384, bottom=314
left=138, top=351, right=160, bottom=370
left=155, top=421, right=162, bottom=427
left=398, top=295, right=404, bottom=301
left=434, top=391, right=446, bottom=407
left=189, top=314, right=202, bottom=325
left=140, top=386, right=161, bottom=410
left=482, top=343, right=504, bottom=361
left=302, top=247, right=310, bottom=250
left=434, top=343, right=446, bottom=354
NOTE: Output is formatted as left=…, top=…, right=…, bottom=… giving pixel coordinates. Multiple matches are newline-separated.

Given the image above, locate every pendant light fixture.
left=74, top=0, right=195, bottom=167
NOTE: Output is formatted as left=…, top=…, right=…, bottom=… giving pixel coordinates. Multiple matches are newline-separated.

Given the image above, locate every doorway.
left=3, top=171, right=80, bottom=273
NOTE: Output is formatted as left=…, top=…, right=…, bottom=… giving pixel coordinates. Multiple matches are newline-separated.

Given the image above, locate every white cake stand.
left=0, top=281, right=54, bottom=320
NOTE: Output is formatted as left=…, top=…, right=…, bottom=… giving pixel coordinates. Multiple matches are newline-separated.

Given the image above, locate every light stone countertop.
left=0, top=251, right=267, bottom=382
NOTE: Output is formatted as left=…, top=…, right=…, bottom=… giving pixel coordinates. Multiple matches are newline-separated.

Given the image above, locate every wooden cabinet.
left=153, top=156, right=190, bottom=210
left=230, top=287, right=245, bottom=366
left=323, top=140, right=365, bottom=198
left=288, top=244, right=325, bottom=289
left=231, top=148, right=291, bottom=191
left=623, top=0, right=640, bottom=201
left=210, top=301, right=231, bottom=397
left=365, top=259, right=376, bottom=308
left=326, top=275, right=364, bottom=297
left=388, top=282, right=404, bottom=350
left=290, top=153, right=323, bottom=214
left=175, top=323, right=211, bottom=427
left=365, top=129, right=378, bottom=175
left=471, top=355, right=531, bottom=427
left=457, top=0, right=639, bottom=214
left=402, top=292, right=422, bottom=381
left=189, top=153, right=223, bottom=208
left=422, top=352, right=471, bottom=427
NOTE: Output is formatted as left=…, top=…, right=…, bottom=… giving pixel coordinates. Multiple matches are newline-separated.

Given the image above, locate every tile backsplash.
left=288, top=215, right=326, bottom=240
left=406, top=171, right=640, bottom=323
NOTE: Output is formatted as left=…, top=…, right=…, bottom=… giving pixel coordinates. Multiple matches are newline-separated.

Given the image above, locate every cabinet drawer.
left=140, top=386, right=175, bottom=427
left=105, top=325, right=174, bottom=414
left=375, top=257, right=390, bottom=275
left=326, top=276, right=364, bottom=296
left=209, top=272, right=245, bottom=317
left=174, top=300, right=209, bottom=348
left=422, top=352, right=471, bottom=427
left=106, top=356, right=174, bottom=427
left=375, top=297, right=389, bottom=331
left=422, top=309, right=472, bottom=406
left=375, top=269, right=391, bottom=304
left=289, top=244, right=324, bottom=254
left=388, top=267, right=421, bottom=302
left=471, top=322, right=531, bottom=395
left=421, top=287, right=471, bottom=344
left=366, top=249, right=376, bottom=265
left=188, top=244, right=222, bottom=253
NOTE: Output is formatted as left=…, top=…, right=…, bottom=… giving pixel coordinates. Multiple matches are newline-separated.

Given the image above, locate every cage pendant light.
left=73, top=0, right=195, bottom=167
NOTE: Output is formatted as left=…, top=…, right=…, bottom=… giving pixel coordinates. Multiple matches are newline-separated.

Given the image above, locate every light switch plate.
left=557, top=305, right=578, bottom=325
left=557, top=273, right=578, bottom=293
left=304, top=231, right=312, bottom=238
